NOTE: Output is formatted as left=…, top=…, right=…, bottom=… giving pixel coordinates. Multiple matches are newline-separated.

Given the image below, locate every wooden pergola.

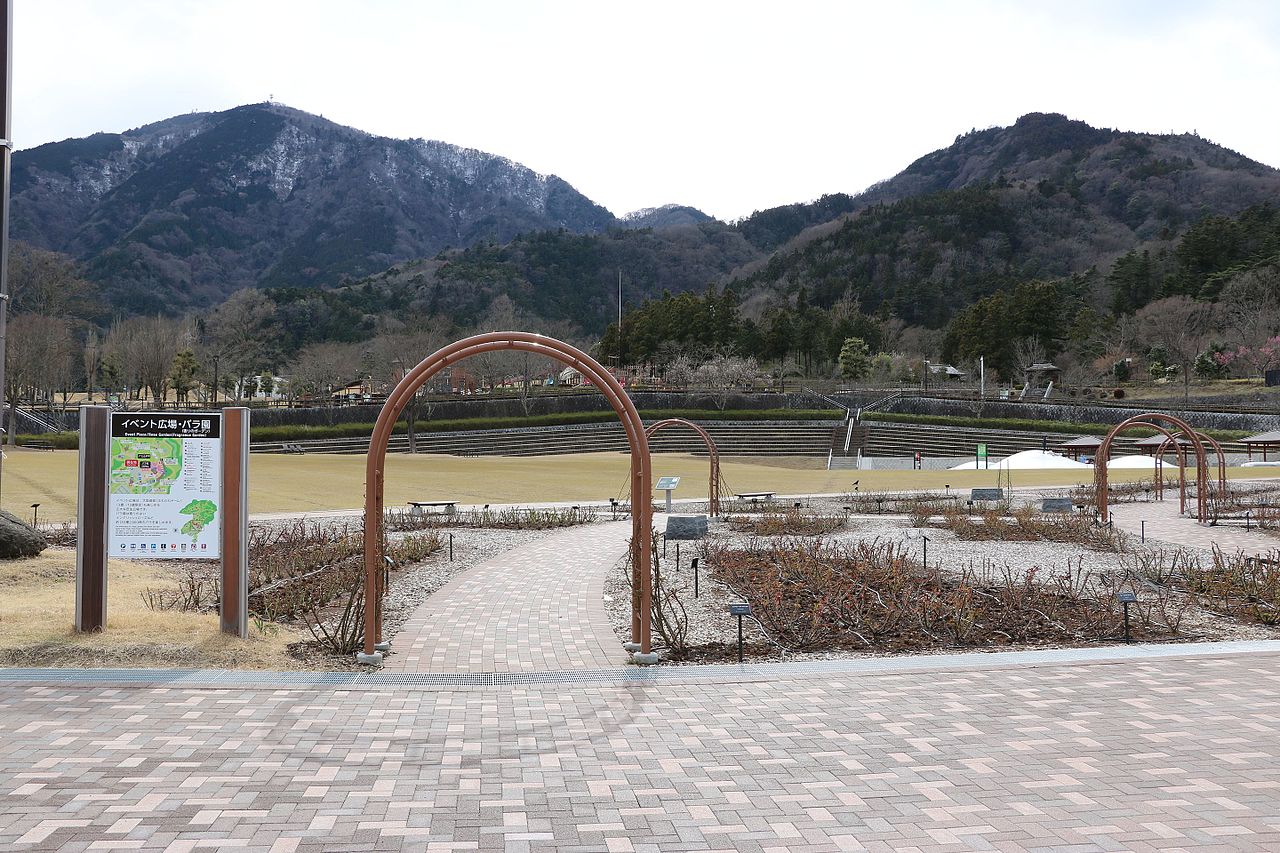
left=1241, top=430, right=1280, bottom=461
left=1134, top=434, right=1192, bottom=456
left=1058, top=435, right=1102, bottom=461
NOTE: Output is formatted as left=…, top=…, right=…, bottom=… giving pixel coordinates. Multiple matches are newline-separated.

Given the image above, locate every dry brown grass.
left=10, top=448, right=1271, bottom=522
left=0, top=550, right=307, bottom=669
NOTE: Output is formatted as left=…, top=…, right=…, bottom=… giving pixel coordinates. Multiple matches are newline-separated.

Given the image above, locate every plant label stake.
left=30, top=503, right=39, bottom=529
left=692, top=557, right=699, bottom=598
left=729, top=602, right=751, bottom=662
left=1119, top=591, right=1136, bottom=643
left=921, top=534, right=929, bottom=569
left=1140, top=520, right=1145, bottom=543
left=675, top=542, right=680, bottom=571
left=1246, top=510, right=1252, bottom=531
left=449, top=532, right=454, bottom=562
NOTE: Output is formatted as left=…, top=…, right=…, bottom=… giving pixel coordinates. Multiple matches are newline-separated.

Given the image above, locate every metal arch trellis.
left=360, top=332, right=655, bottom=661
left=1095, top=413, right=1209, bottom=523
left=645, top=417, right=722, bottom=516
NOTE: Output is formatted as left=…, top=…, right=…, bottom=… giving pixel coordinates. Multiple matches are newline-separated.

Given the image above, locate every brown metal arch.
left=1096, top=413, right=1208, bottom=523
left=361, top=332, right=654, bottom=661
left=1149, top=433, right=1189, bottom=511
left=646, top=418, right=721, bottom=516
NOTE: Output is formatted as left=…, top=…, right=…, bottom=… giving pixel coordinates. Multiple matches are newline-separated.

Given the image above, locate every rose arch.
left=360, top=332, right=655, bottom=663
left=645, top=417, right=722, bottom=516
left=1094, top=412, right=1208, bottom=523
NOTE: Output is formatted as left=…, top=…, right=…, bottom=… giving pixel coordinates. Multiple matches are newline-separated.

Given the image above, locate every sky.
left=13, top=0, right=1280, bottom=221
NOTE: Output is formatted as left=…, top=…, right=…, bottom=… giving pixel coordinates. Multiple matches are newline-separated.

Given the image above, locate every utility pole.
left=616, top=269, right=623, bottom=370
left=0, top=1, right=13, bottom=506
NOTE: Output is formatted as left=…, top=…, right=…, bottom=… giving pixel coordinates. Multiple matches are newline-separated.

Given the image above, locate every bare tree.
left=365, top=320, right=452, bottom=451
left=1219, top=265, right=1280, bottom=353
left=107, top=316, right=184, bottom=407
left=82, top=329, right=103, bottom=402
left=201, top=289, right=282, bottom=400
left=6, top=315, right=75, bottom=444
left=1135, top=296, right=1212, bottom=404
left=695, top=355, right=759, bottom=410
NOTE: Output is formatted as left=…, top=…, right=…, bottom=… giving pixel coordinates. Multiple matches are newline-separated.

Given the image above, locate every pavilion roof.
left=1059, top=436, right=1103, bottom=447
left=1242, top=430, right=1280, bottom=444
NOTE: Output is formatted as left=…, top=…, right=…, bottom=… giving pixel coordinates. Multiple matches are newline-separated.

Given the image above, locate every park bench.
left=734, top=491, right=776, bottom=502
left=408, top=500, right=458, bottom=516
left=22, top=441, right=55, bottom=451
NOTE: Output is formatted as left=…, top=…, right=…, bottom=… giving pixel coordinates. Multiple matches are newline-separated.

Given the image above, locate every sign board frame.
left=76, top=406, right=250, bottom=637
left=654, top=476, right=681, bottom=491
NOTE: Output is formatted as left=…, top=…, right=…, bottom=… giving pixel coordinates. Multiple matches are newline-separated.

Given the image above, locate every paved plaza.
left=4, top=503, right=1280, bottom=850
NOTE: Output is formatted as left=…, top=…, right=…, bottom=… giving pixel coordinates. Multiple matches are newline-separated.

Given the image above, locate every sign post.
left=977, top=443, right=988, bottom=470
left=75, top=407, right=249, bottom=636
left=729, top=601, right=751, bottom=662
left=655, top=475, right=680, bottom=513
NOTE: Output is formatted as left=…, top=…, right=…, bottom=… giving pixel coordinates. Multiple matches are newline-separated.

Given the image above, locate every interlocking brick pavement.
left=1109, top=499, right=1279, bottom=554
left=3, top=650, right=1280, bottom=851
left=384, top=521, right=633, bottom=672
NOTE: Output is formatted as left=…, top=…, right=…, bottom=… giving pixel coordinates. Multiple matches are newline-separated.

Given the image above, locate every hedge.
left=866, top=411, right=1249, bottom=442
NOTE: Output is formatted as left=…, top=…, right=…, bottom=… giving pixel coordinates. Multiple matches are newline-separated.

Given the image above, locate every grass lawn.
left=2, top=448, right=1269, bottom=521
left=0, top=549, right=306, bottom=668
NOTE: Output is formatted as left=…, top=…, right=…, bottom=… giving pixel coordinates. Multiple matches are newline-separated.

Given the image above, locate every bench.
left=408, top=500, right=458, bottom=516
left=22, top=441, right=55, bottom=451
left=1041, top=497, right=1074, bottom=513
left=734, top=492, right=776, bottom=503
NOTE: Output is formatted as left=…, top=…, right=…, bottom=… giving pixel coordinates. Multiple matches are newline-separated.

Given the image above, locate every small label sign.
left=1117, top=591, right=1138, bottom=604
left=729, top=602, right=752, bottom=617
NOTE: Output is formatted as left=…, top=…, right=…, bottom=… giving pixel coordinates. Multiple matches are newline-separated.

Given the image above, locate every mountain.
left=728, top=113, right=1280, bottom=326
left=621, top=204, right=715, bottom=229
left=11, top=103, right=616, bottom=313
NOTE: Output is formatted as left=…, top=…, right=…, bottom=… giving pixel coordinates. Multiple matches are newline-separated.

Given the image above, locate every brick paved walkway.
left=384, top=521, right=633, bottom=672
left=3, top=647, right=1280, bottom=851
left=1109, top=499, right=1279, bottom=554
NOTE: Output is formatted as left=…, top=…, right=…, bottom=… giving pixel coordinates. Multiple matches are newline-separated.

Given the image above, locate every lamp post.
left=211, top=355, right=220, bottom=408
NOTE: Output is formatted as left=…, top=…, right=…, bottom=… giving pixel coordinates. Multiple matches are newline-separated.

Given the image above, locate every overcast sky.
left=13, top=0, right=1280, bottom=221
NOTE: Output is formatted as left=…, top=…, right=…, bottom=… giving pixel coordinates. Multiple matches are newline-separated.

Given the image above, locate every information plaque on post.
left=76, top=406, right=250, bottom=637
left=109, top=412, right=223, bottom=558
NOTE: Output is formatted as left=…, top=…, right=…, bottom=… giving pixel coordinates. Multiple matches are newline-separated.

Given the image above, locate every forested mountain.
left=729, top=113, right=1280, bottom=326
left=11, top=108, right=1280, bottom=399
left=621, top=204, right=715, bottom=229
left=11, top=103, right=615, bottom=313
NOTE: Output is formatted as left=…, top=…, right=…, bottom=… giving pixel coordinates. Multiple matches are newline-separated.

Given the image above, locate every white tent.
left=950, top=450, right=1090, bottom=471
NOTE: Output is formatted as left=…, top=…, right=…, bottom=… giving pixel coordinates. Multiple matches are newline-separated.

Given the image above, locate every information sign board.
left=655, top=476, right=681, bottom=491
left=108, top=413, right=222, bottom=558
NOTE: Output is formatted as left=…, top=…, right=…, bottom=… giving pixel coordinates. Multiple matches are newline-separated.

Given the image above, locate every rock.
left=665, top=515, right=708, bottom=540
left=0, top=510, right=47, bottom=558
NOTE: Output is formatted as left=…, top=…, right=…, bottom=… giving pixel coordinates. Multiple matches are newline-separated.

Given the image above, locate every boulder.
left=0, top=510, right=47, bottom=559
left=665, top=515, right=708, bottom=540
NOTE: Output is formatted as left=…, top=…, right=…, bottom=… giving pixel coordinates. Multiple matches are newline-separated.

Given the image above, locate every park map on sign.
left=110, top=438, right=219, bottom=544
left=110, top=438, right=184, bottom=495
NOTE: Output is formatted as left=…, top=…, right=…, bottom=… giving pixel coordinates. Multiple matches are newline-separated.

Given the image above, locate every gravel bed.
left=607, top=509, right=1280, bottom=666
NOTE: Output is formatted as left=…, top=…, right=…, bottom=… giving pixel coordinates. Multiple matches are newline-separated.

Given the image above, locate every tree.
left=169, top=350, right=201, bottom=405
left=82, top=329, right=103, bottom=402
left=1135, top=296, right=1211, bottom=403
left=837, top=337, right=871, bottom=380
left=694, top=355, right=759, bottom=410
left=106, top=316, right=185, bottom=407
left=200, top=289, right=282, bottom=400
